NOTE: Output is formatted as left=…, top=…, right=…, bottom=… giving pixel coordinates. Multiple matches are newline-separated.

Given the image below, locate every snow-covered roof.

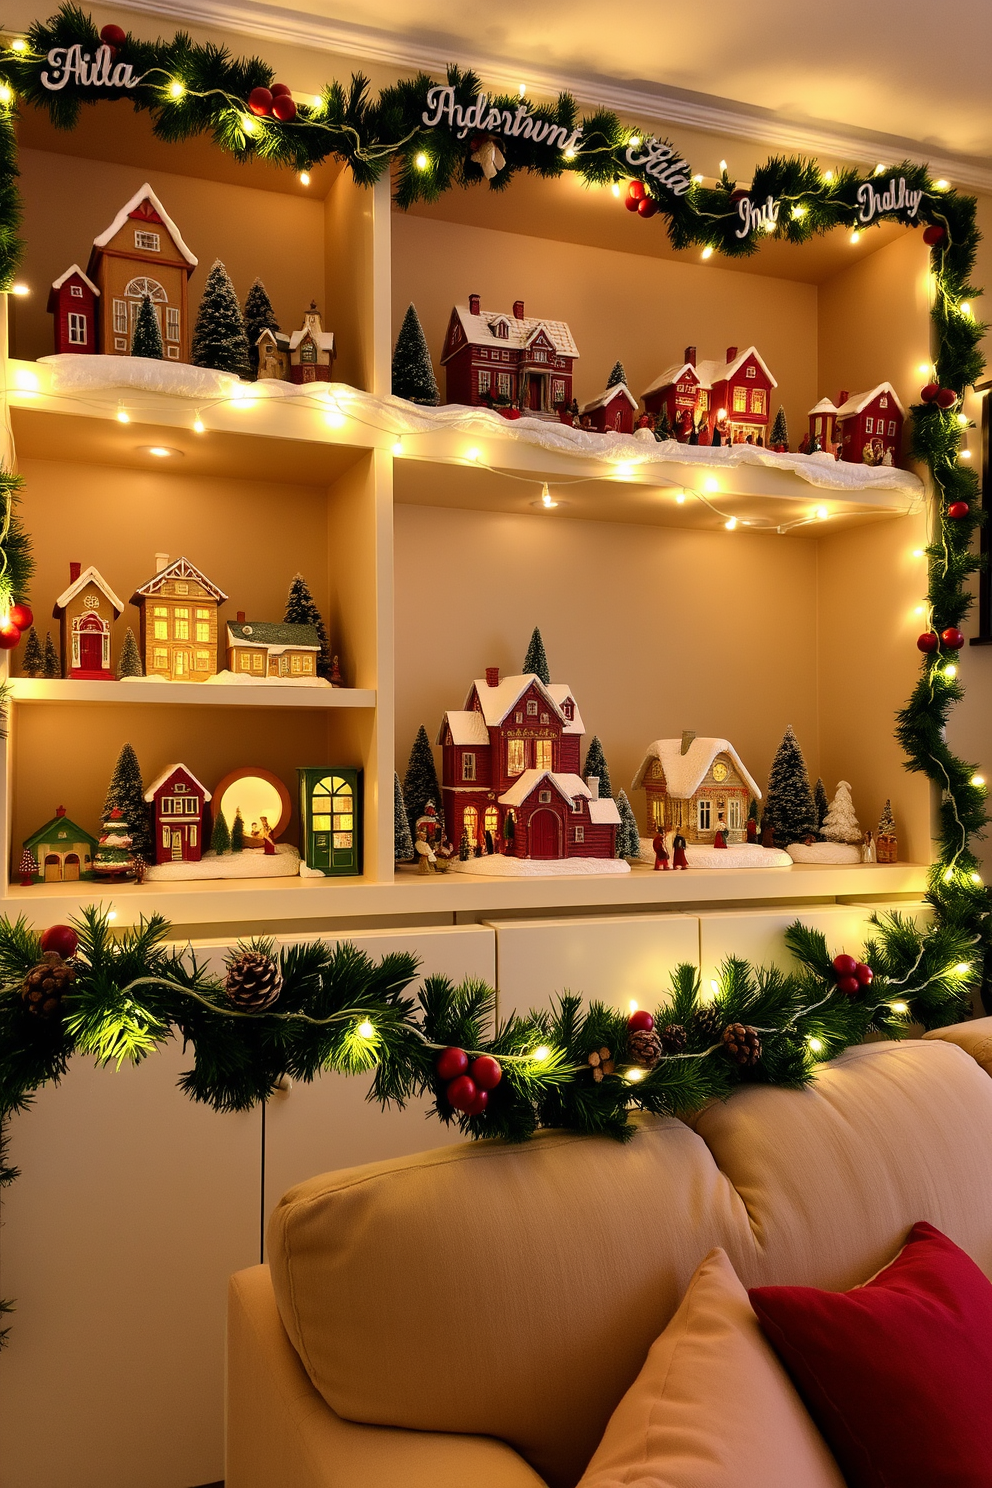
left=546, top=683, right=584, bottom=735
left=53, top=564, right=124, bottom=616
left=835, top=383, right=905, bottom=420
left=579, top=382, right=638, bottom=415
left=466, top=673, right=566, bottom=728
left=444, top=305, right=579, bottom=362
left=92, top=184, right=198, bottom=268
left=51, top=263, right=100, bottom=296
left=437, top=710, right=490, bottom=747
left=498, top=770, right=590, bottom=808
left=289, top=326, right=335, bottom=353
left=808, top=396, right=839, bottom=416
left=133, top=557, right=228, bottom=604
left=642, top=346, right=777, bottom=399
left=144, top=764, right=212, bottom=802
left=256, top=328, right=290, bottom=350
left=589, top=797, right=621, bottom=825
left=227, top=621, right=319, bottom=652
left=631, top=737, right=761, bottom=799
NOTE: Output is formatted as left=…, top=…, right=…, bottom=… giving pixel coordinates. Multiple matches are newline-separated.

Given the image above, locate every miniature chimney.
left=236, top=610, right=246, bottom=623
left=838, top=390, right=849, bottom=406
left=468, top=293, right=481, bottom=315
left=726, top=346, right=738, bottom=362
left=154, top=552, right=169, bottom=573
left=684, top=345, right=697, bottom=366
left=680, top=729, right=696, bottom=756
left=485, top=665, right=500, bottom=688
left=56, top=804, right=66, bottom=817
left=513, top=299, right=525, bottom=319
left=69, top=561, right=81, bottom=583
left=586, top=776, right=600, bottom=800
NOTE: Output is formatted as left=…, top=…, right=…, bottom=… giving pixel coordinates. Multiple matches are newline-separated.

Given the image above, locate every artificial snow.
left=786, top=842, right=863, bottom=864
left=143, top=842, right=300, bottom=881
left=637, top=838, right=793, bottom=869
left=39, top=354, right=242, bottom=401
left=446, top=854, right=631, bottom=877
left=204, top=670, right=332, bottom=688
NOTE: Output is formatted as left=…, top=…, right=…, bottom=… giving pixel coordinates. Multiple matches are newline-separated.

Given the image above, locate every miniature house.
left=47, top=266, right=100, bottom=355
left=642, top=345, right=776, bottom=443
left=131, top=555, right=227, bottom=682
left=835, top=384, right=904, bottom=466
left=297, top=767, right=362, bottom=875
left=436, top=665, right=619, bottom=859
left=579, top=382, right=638, bottom=433
left=23, top=806, right=98, bottom=883
left=226, top=615, right=321, bottom=678
left=145, top=764, right=210, bottom=864
left=256, top=327, right=291, bottom=381
left=807, top=397, right=839, bottom=453
left=52, top=561, right=124, bottom=680
left=288, top=303, right=336, bottom=384
left=440, top=295, right=578, bottom=415
left=632, top=731, right=760, bottom=843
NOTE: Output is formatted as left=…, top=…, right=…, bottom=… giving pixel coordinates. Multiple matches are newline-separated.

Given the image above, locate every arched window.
left=124, top=277, right=167, bottom=302
left=462, top=805, right=479, bottom=844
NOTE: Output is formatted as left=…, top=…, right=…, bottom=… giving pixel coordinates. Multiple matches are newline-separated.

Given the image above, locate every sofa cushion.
left=750, top=1221, right=992, bottom=1488
left=924, top=1014, right=992, bottom=1077
left=267, top=1116, right=751, bottom=1488
left=578, top=1248, right=844, bottom=1488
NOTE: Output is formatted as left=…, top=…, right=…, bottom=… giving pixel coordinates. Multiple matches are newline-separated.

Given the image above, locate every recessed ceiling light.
left=137, top=445, right=184, bottom=458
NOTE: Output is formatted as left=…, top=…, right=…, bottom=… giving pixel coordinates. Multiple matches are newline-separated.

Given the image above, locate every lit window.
left=290, top=654, right=303, bottom=674
left=515, top=712, right=523, bottom=724
left=174, top=618, right=190, bottom=641
left=134, top=230, right=161, bottom=251
left=252, top=653, right=264, bottom=672
left=733, top=386, right=747, bottom=412
left=507, top=739, right=525, bottom=774
left=238, top=652, right=251, bottom=671
left=195, top=622, right=210, bottom=642
left=535, top=739, right=553, bottom=771
left=552, top=379, right=566, bottom=404
left=462, top=753, right=476, bottom=781
left=194, top=650, right=211, bottom=668
left=698, top=799, right=712, bottom=830
left=462, top=804, right=479, bottom=841
left=152, top=647, right=168, bottom=668
left=153, top=620, right=168, bottom=640
left=728, top=799, right=743, bottom=829
left=751, top=388, right=766, bottom=414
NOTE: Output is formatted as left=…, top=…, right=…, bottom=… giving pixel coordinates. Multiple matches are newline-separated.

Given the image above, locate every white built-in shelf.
left=8, top=678, right=376, bottom=710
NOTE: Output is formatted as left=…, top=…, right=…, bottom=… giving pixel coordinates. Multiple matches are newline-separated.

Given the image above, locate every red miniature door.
left=528, top=378, right=543, bottom=411
left=530, top=809, right=561, bottom=859
left=79, top=631, right=103, bottom=671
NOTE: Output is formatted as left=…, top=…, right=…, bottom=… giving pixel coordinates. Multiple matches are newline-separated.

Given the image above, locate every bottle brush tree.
left=770, top=405, right=789, bottom=450
left=393, top=773, right=414, bottom=861
left=522, top=626, right=551, bottom=684
left=283, top=573, right=332, bottom=679
left=391, top=303, right=439, bottom=405
left=243, top=278, right=279, bottom=378
left=814, top=777, right=829, bottom=832
left=821, top=780, right=862, bottom=844
left=606, top=359, right=627, bottom=388
left=403, top=725, right=443, bottom=843
left=117, top=627, right=143, bottom=678
left=582, top=734, right=613, bottom=800
left=103, top=743, right=155, bottom=863
left=211, top=809, right=231, bottom=854
left=763, top=725, right=817, bottom=846
left=42, top=631, right=60, bottom=679
left=130, top=293, right=163, bottom=359
left=615, top=789, right=641, bottom=858
left=231, top=809, right=245, bottom=852
left=21, top=627, right=42, bottom=677
left=191, top=259, right=251, bottom=378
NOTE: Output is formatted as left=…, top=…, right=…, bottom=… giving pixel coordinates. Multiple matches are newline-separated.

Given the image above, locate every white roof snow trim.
left=835, top=383, right=905, bottom=419
left=51, top=263, right=100, bottom=295
left=288, top=327, right=335, bottom=353
left=641, top=361, right=698, bottom=397
left=579, top=383, right=639, bottom=414
left=466, top=673, right=566, bottom=727
left=92, top=184, right=198, bottom=268
left=224, top=626, right=319, bottom=654
left=631, top=737, right=761, bottom=799
left=546, top=683, right=584, bottom=735
left=808, top=396, right=839, bottom=415
left=445, top=305, right=579, bottom=361
left=642, top=346, right=777, bottom=399
left=498, top=769, right=590, bottom=808
left=54, top=564, right=124, bottom=615
left=144, top=763, right=212, bottom=802
left=588, top=797, right=621, bottom=825
left=135, top=556, right=228, bottom=603
left=437, top=710, right=490, bottom=746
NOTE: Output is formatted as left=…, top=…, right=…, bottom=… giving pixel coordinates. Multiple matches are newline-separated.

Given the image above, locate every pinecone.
left=587, top=1046, right=615, bottom=1082
left=224, top=951, right=283, bottom=1012
left=693, top=1004, right=722, bottom=1043
left=21, top=952, right=76, bottom=1018
left=628, top=1027, right=662, bottom=1069
left=722, top=1022, right=762, bottom=1067
left=659, top=1022, right=687, bottom=1054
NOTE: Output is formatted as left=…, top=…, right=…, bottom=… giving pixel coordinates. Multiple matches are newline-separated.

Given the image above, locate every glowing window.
left=507, top=739, right=525, bottom=774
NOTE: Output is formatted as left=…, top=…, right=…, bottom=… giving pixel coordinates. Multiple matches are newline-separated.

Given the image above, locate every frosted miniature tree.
left=393, top=772, right=414, bottom=861
left=763, top=725, right=817, bottom=846
left=522, top=626, right=551, bottom=685
left=243, top=279, right=279, bottom=378
left=606, top=360, right=627, bottom=388
left=231, top=808, right=245, bottom=852
left=582, top=734, right=613, bottom=800
left=130, top=293, right=163, bottom=359
left=878, top=799, right=895, bottom=836
left=615, top=789, right=640, bottom=858
left=403, top=725, right=443, bottom=842
left=103, top=743, right=154, bottom=863
left=770, top=405, right=789, bottom=450
left=117, top=627, right=143, bottom=678
left=22, top=627, right=42, bottom=677
left=813, top=777, right=829, bottom=832
left=18, top=847, right=38, bottom=885
left=283, top=573, right=332, bottom=679
left=191, top=260, right=251, bottom=378
left=42, top=631, right=60, bottom=679
left=821, top=780, right=861, bottom=844
left=211, top=809, right=230, bottom=854
left=391, top=303, right=439, bottom=405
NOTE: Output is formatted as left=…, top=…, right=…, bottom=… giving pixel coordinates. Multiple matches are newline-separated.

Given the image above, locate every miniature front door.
left=172, top=648, right=192, bottom=680
left=44, top=854, right=61, bottom=882
left=528, top=377, right=544, bottom=411
left=78, top=630, right=103, bottom=672
left=298, top=768, right=362, bottom=876
left=63, top=853, right=80, bottom=881
left=529, top=809, right=561, bottom=859
left=171, top=830, right=183, bottom=861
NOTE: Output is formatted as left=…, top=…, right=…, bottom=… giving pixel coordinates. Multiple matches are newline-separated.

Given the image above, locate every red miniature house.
left=436, top=665, right=618, bottom=860
left=47, top=266, right=100, bottom=355
left=835, top=384, right=904, bottom=466
left=440, top=295, right=578, bottom=416
left=642, top=344, right=776, bottom=443
left=579, top=383, right=638, bottom=433
left=52, top=562, right=124, bottom=680
left=145, top=764, right=211, bottom=864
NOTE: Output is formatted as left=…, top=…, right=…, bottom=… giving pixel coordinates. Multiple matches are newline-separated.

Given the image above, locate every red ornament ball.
left=920, top=383, right=941, bottom=403
left=935, top=387, right=958, bottom=409
left=941, top=626, right=965, bottom=650
left=628, top=1009, right=655, bottom=1032
left=40, top=923, right=79, bottom=959
left=947, top=501, right=970, bottom=520
left=624, top=195, right=641, bottom=213
left=272, top=94, right=298, bottom=122
left=854, top=962, right=874, bottom=987
left=100, top=23, right=126, bottom=47
left=435, top=1046, right=468, bottom=1081
left=469, top=1055, right=502, bottom=1091
left=837, top=974, right=861, bottom=997
left=923, top=224, right=947, bottom=246
left=627, top=180, right=646, bottom=201
left=637, top=196, right=659, bottom=218
left=464, top=1088, right=489, bottom=1116
left=446, top=1074, right=478, bottom=1113
left=270, top=82, right=293, bottom=98
left=0, top=621, right=21, bottom=650
left=8, top=603, right=32, bottom=630
left=917, top=631, right=939, bottom=653
left=832, top=953, right=859, bottom=978
left=248, top=86, right=273, bottom=117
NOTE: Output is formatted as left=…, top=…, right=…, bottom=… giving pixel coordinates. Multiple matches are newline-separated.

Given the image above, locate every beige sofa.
left=228, top=1023, right=992, bottom=1488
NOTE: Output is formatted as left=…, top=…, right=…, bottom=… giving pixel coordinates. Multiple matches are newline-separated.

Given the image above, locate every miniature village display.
left=297, top=768, right=362, bottom=876
left=22, top=806, right=97, bottom=883
left=131, top=556, right=227, bottom=682
left=52, top=562, right=124, bottom=680
left=803, top=384, right=905, bottom=466
left=255, top=302, right=336, bottom=384
left=441, top=295, right=578, bottom=417
left=642, top=344, right=777, bottom=446
left=225, top=614, right=322, bottom=679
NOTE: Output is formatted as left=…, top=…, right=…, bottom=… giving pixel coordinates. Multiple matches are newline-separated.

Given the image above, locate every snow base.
left=638, top=838, right=793, bottom=869
left=786, top=842, right=863, bottom=864
left=144, top=842, right=300, bottom=881
left=446, top=854, right=631, bottom=877
left=204, top=670, right=332, bottom=688
left=40, top=353, right=242, bottom=401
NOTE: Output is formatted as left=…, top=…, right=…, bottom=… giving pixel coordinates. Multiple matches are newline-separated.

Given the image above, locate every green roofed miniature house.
left=298, top=768, right=362, bottom=875
left=23, top=805, right=98, bottom=883
left=225, top=613, right=321, bottom=679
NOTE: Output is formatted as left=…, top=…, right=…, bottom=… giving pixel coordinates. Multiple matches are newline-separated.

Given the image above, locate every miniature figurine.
left=414, top=824, right=437, bottom=873
left=652, top=826, right=670, bottom=871
left=862, top=829, right=876, bottom=863
left=672, top=831, right=688, bottom=869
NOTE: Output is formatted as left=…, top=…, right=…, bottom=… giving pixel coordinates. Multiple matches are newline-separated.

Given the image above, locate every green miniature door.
left=298, top=768, right=362, bottom=875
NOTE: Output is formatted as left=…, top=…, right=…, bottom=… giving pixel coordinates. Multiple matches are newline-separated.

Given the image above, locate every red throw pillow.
left=749, top=1222, right=992, bottom=1488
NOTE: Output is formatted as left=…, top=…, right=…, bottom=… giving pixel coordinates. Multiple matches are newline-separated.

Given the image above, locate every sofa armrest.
left=227, top=1265, right=548, bottom=1488
left=923, top=1017, right=992, bottom=1077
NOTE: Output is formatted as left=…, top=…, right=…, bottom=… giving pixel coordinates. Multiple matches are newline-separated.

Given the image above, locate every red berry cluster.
left=832, top=952, right=873, bottom=997
left=248, top=83, right=297, bottom=121
left=920, top=383, right=957, bottom=410
left=435, top=1046, right=502, bottom=1116
left=922, top=224, right=947, bottom=247
left=917, top=626, right=965, bottom=654
left=0, top=601, right=32, bottom=652
left=623, top=180, right=658, bottom=219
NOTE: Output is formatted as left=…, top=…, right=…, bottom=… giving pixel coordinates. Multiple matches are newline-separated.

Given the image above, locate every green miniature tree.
left=747, top=797, right=759, bottom=829
left=763, top=725, right=817, bottom=847
left=130, top=293, right=163, bottom=359
left=211, top=809, right=231, bottom=854
left=770, top=405, right=789, bottom=450
left=606, top=360, right=627, bottom=388
left=42, top=631, right=60, bottom=679
left=878, top=799, right=896, bottom=836
left=283, top=573, right=332, bottom=679
left=615, top=789, right=641, bottom=859
left=103, top=743, right=154, bottom=863
left=403, top=725, right=443, bottom=843
left=522, top=626, right=551, bottom=684
left=191, top=259, right=251, bottom=378
left=93, top=807, right=135, bottom=879
left=231, top=808, right=245, bottom=852
left=243, top=278, right=279, bottom=378
left=391, top=303, right=439, bottom=405
left=582, top=734, right=613, bottom=800
left=813, top=777, right=829, bottom=832
left=117, top=627, right=143, bottom=678
left=459, top=826, right=472, bottom=860
left=654, top=408, right=674, bottom=441
left=393, top=773, right=414, bottom=861
left=21, top=626, right=42, bottom=677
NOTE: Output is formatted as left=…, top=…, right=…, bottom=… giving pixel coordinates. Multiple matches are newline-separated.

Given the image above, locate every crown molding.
left=113, top=0, right=992, bottom=193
